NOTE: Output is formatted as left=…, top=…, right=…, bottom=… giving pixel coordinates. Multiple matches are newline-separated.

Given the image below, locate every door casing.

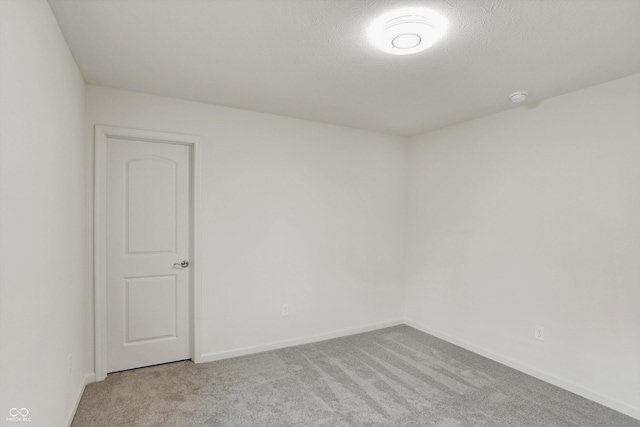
left=94, top=125, right=202, bottom=381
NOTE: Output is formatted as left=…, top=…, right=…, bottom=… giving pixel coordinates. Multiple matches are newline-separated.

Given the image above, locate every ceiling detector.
left=510, top=91, right=528, bottom=103
left=368, top=8, right=447, bottom=55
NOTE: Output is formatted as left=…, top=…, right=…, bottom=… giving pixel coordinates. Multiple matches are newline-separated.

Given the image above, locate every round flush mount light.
left=368, top=8, right=447, bottom=55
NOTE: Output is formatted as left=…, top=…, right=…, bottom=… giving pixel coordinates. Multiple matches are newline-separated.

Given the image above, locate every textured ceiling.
left=48, top=0, right=640, bottom=136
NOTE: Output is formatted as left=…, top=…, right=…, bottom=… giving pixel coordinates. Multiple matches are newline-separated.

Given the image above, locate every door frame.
left=94, top=125, right=202, bottom=381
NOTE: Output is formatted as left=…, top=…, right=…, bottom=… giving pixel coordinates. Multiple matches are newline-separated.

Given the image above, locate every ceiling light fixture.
left=368, top=8, right=447, bottom=55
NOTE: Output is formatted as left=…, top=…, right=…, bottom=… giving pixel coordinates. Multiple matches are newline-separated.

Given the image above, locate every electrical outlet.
left=68, top=354, right=73, bottom=375
left=281, top=304, right=289, bottom=316
left=535, top=325, right=545, bottom=341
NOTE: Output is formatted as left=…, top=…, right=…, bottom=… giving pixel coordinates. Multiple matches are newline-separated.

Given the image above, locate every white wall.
left=84, top=85, right=407, bottom=369
left=405, top=73, right=640, bottom=418
left=0, top=1, right=87, bottom=426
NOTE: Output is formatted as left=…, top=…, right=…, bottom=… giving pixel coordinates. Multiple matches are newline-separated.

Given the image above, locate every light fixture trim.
left=392, top=33, right=422, bottom=49
left=368, top=8, right=447, bottom=55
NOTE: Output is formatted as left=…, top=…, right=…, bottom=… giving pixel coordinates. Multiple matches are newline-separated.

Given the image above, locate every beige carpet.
left=72, top=325, right=639, bottom=426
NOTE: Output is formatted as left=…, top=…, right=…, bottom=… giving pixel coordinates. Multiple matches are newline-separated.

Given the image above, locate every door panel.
left=106, top=138, right=191, bottom=373
left=125, top=275, right=177, bottom=343
left=126, top=158, right=177, bottom=254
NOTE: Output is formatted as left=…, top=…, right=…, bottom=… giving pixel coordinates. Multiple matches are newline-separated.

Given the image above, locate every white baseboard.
left=84, top=373, right=96, bottom=385
left=66, top=373, right=95, bottom=427
left=404, top=319, right=640, bottom=421
left=199, top=318, right=404, bottom=363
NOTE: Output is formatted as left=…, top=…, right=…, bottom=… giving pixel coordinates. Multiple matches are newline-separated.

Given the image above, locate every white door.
left=106, top=138, right=191, bottom=373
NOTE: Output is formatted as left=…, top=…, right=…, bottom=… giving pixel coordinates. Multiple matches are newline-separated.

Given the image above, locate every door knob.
left=173, top=260, right=189, bottom=268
